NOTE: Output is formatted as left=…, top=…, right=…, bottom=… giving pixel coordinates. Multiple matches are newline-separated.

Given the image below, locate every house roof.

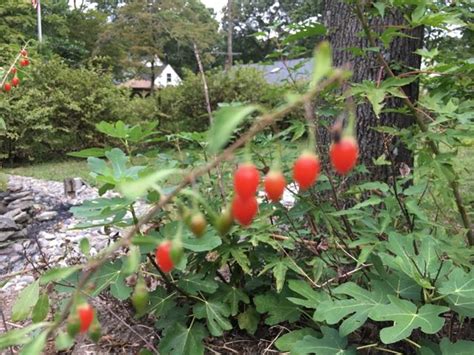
left=243, top=58, right=314, bottom=84
left=121, top=79, right=152, bottom=89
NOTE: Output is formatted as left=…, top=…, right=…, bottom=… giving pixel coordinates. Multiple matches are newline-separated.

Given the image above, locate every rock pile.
left=0, top=186, right=58, bottom=244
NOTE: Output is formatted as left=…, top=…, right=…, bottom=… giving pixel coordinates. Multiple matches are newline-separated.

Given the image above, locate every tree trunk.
left=320, top=1, right=423, bottom=182
left=225, top=0, right=234, bottom=71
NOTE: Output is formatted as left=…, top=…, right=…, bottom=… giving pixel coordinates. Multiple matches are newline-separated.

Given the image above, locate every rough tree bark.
left=320, top=1, right=423, bottom=182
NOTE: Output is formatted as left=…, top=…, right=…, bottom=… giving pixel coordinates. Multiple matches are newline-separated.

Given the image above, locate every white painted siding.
left=154, top=65, right=182, bottom=87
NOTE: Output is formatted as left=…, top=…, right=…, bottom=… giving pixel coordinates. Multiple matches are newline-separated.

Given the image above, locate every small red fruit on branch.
left=155, top=241, right=174, bottom=273
left=234, top=163, right=260, bottom=199
left=77, top=303, right=95, bottom=333
left=20, top=49, right=28, bottom=57
left=20, top=58, right=30, bottom=67
left=293, top=152, right=321, bottom=190
left=10, top=67, right=17, bottom=74
left=11, top=77, right=20, bottom=87
left=3, top=83, right=11, bottom=92
left=330, top=137, right=359, bottom=175
left=232, top=195, right=258, bottom=226
left=264, top=170, right=286, bottom=202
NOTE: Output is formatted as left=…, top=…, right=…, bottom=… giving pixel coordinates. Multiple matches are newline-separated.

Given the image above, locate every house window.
left=167, top=73, right=172, bottom=83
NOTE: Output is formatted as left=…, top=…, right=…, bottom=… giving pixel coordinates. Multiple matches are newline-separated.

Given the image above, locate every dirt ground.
left=0, top=288, right=277, bottom=355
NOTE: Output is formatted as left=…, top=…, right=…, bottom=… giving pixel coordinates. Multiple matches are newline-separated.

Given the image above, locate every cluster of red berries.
left=154, top=136, right=359, bottom=274
left=2, top=49, right=29, bottom=93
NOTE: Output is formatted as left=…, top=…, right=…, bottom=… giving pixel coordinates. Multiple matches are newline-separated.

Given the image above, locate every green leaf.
left=40, top=266, right=81, bottom=285
left=314, top=282, right=388, bottom=336
left=159, top=322, right=207, bottom=355
left=32, top=294, right=49, bottom=323
left=254, top=292, right=300, bottom=325
left=219, top=285, right=250, bottom=316
left=230, top=248, right=251, bottom=274
left=287, top=279, right=328, bottom=309
left=0, top=117, right=6, bottom=130
left=96, top=120, right=128, bottom=138
left=273, top=261, right=288, bottom=293
left=291, top=327, right=356, bottom=355
left=91, top=261, right=132, bottom=300
left=67, top=147, right=106, bottom=158
left=118, top=169, right=180, bottom=199
left=193, top=299, right=232, bottom=336
left=275, top=328, right=320, bottom=352
left=0, top=323, right=48, bottom=349
left=311, top=41, right=332, bottom=88
left=283, top=23, right=326, bottom=44
left=20, top=330, right=48, bottom=355
left=146, top=287, right=177, bottom=317
left=207, top=104, right=259, bottom=154
left=55, top=331, right=74, bottom=351
left=106, top=148, right=128, bottom=180
left=369, top=295, right=449, bottom=344
left=79, top=237, right=90, bottom=255
left=373, top=2, right=385, bottom=18
left=438, top=268, right=474, bottom=317
left=177, top=273, right=219, bottom=295
left=12, top=280, right=40, bottom=321
left=182, top=229, right=221, bottom=252
left=237, top=306, right=259, bottom=335
left=439, top=338, right=474, bottom=355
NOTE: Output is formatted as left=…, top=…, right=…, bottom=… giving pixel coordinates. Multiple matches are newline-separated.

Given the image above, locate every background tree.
left=95, top=0, right=219, bottom=78
left=222, top=0, right=322, bottom=63
left=321, top=0, right=423, bottom=181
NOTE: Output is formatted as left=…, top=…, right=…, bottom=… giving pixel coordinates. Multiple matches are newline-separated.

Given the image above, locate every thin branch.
left=35, top=70, right=346, bottom=340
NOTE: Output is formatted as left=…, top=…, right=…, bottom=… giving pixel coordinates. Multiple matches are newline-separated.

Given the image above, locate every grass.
left=456, top=147, right=474, bottom=205
left=3, top=159, right=92, bottom=183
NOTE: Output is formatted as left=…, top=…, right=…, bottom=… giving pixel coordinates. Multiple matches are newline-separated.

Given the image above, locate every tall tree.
left=95, top=0, right=219, bottom=78
left=321, top=1, right=423, bottom=181
left=223, top=0, right=322, bottom=63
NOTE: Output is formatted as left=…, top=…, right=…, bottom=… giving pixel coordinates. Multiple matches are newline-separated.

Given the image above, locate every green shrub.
left=0, top=58, right=132, bottom=163
left=157, top=67, right=287, bottom=133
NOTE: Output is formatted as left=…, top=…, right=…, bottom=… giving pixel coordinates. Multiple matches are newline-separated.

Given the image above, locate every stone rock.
left=4, top=190, right=32, bottom=202
left=8, top=184, right=23, bottom=192
left=0, top=217, right=19, bottom=231
left=0, top=231, right=16, bottom=242
left=36, top=211, right=58, bottom=222
left=11, top=228, right=28, bottom=239
left=0, top=203, right=8, bottom=215
left=7, top=199, right=34, bottom=211
left=39, top=231, right=57, bottom=240
left=3, top=209, right=30, bottom=224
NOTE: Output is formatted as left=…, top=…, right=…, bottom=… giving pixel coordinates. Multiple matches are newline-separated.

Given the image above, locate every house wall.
left=154, top=65, right=182, bottom=88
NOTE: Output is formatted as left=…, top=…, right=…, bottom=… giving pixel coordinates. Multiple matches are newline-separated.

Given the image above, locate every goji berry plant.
left=1, top=2, right=473, bottom=354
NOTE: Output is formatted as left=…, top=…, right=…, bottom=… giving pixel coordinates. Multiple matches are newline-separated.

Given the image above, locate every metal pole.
left=37, top=0, right=43, bottom=43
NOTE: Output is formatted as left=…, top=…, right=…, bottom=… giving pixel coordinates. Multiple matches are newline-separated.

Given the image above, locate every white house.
left=154, top=64, right=182, bottom=88
left=145, top=56, right=182, bottom=88
left=122, top=57, right=182, bottom=96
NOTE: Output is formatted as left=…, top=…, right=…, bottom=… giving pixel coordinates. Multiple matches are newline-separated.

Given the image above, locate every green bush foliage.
left=157, top=67, right=287, bottom=133
left=0, top=59, right=133, bottom=163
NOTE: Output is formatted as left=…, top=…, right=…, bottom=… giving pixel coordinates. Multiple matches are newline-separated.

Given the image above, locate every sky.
left=68, top=0, right=226, bottom=17
left=201, top=0, right=227, bottom=15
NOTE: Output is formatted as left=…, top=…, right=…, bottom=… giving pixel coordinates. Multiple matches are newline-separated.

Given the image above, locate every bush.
left=157, top=67, right=287, bottom=133
left=0, top=58, right=133, bottom=163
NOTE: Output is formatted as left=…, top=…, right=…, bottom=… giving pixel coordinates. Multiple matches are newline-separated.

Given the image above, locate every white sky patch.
left=67, top=0, right=225, bottom=19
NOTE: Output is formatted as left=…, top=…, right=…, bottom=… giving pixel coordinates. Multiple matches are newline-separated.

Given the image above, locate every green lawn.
left=3, top=159, right=92, bottom=183
left=456, top=147, right=474, bottom=205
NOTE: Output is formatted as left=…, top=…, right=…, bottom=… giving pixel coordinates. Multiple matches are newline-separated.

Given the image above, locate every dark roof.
left=243, top=58, right=313, bottom=84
